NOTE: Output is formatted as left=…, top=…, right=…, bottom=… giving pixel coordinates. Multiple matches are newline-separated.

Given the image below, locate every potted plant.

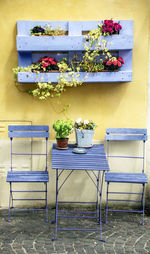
left=32, top=56, right=59, bottom=73
left=53, top=119, right=74, bottom=149
left=100, top=19, right=122, bottom=35
left=30, top=25, right=67, bottom=36
left=103, top=56, right=124, bottom=71
left=74, top=118, right=97, bottom=148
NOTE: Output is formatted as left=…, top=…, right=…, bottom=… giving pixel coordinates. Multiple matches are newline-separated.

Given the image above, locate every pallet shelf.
left=16, top=20, right=133, bottom=83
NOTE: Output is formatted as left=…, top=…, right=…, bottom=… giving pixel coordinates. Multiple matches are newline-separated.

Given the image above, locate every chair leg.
left=105, top=182, right=109, bottom=224
left=45, top=183, right=48, bottom=222
left=8, top=183, right=12, bottom=222
left=142, top=184, right=145, bottom=226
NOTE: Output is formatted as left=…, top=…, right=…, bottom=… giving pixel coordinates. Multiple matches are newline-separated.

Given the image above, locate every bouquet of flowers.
left=74, top=118, right=97, bottom=130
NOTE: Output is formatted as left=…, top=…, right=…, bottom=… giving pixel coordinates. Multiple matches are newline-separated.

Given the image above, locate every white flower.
left=84, top=120, right=89, bottom=125
left=75, top=118, right=82, bottom=124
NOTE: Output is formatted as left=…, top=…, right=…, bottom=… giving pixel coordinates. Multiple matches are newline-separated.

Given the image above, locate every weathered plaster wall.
left=0, top=0, right=149, bottom=208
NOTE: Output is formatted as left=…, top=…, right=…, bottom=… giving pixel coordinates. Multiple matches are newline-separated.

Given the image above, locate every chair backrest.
left=8, top=125, right=49, bottom=139
left=105, top=128, right=147, bottom=173
left=8, top=125, right=49, bottom=171
left=105, top=128, right=147, bottom=141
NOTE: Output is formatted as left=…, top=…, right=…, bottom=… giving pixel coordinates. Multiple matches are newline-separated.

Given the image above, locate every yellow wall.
left=0, top=0, right=149, bottom=140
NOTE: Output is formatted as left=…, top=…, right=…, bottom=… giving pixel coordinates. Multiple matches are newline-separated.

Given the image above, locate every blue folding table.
left=51, top=144, right=110, bottom=241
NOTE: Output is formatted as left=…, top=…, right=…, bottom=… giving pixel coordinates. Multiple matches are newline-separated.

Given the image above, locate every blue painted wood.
left=8, top=125, right=49, bottom=131
left=106, top=128, right=147, bottom=134
left=17, top=35, right=133, bottom=51
left=7, top=171, right=49, bottom=182
left=105, top=172, right=148, bottom=183
left=17, top=21, right=68, bottom=35
left=52, top=144, right=110, bottom=171
left=17, top=71, right=132, bottom=83
left=8, top=125, right=49, bottom=138
left=9, top=132, right=49, bottom=138
left=17, top=20, right=133, bottom=36
left=105, top=128, right=147, bottom=141
left=18, top=52, right=32, bottom=67
left=16, top=20, right=133, bottom=83
left=105, top=134, right=147, bottom=141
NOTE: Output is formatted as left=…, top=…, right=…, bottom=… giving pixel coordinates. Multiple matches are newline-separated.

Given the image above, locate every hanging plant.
left=13, top=19, right=124, bottom=100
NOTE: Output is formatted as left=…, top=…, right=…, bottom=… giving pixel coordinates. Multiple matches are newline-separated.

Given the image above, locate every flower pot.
left=56, top=138, right=69, bottom=150
left=75, top=129, right=95, bottom=148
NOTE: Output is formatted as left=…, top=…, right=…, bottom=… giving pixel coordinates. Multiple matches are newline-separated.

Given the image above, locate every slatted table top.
left=52, top=144, right=110, bottom=171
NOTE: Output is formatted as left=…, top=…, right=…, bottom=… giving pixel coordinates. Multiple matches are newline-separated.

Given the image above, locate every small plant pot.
left=75, top=129, right=95, bottom=148
left=56, top=138, right=69, bottom=150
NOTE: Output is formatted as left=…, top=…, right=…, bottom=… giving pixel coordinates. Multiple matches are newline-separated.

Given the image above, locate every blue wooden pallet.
left=16, top=20, right=133, bottom=83
left=18, top=71, right=132, bottom=83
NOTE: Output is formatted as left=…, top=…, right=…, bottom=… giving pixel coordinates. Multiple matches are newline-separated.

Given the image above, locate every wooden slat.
left=17, top=20, right=133, bottom=36
left=8, top=125, right=49, bottom=131
left=105, top=172, right=148, bottom=183
left=17, top=34, right=133, bottom=51
left=7, top=171, right=49, bottom=182
left=17, top=71, right=132, bottom=83
left=52, top=144, right=110, bottom=171
left=8, top=132, right=49, bottom=138
left=105, top=134, right=147, bottom=141
left=106, top=128, right=147, bottom=134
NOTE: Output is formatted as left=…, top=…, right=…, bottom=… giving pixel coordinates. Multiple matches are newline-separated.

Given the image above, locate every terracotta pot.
left=56, top=138, right=69, bottom=150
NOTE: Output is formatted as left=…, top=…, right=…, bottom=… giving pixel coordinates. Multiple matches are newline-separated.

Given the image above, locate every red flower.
left=106, top=61, right=112, bottom=66
left=117, top=60, right=122, bottom=67
left=113, top=61, right=118, bottom=66
left=42, top=62, right=49, bottom=68
left=118, top=57, right=125, bottom=64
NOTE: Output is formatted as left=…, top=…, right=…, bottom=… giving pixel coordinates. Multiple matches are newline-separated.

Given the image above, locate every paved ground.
left=0, top=206, right=150, bottom=254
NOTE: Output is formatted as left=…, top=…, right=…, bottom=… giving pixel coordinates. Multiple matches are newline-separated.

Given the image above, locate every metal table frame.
left=51, top=144, right=109, bottom=241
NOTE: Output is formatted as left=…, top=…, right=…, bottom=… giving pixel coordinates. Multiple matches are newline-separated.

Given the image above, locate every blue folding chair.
left=105, top=128, right=148, bottom=225
left=7, top=125, right=49, bottom=222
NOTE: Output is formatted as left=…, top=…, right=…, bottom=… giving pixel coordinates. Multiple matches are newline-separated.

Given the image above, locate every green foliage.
left=12, top=66, right=33, bottom=81
left=13, top=22, right=112, bottom=100
left=81, top=25, right=111, bottom=72
left=30, top=25, right=67, bottom=36
left=44, top=25, right=67, bottom=36
left=53, top=119, right=74, bottom=138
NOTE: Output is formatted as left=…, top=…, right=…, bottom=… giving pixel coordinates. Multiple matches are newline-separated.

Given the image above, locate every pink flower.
left=117, top=60, right=122, bottom=67
left=106, top=61, right=112, bottom=66
left=118, top=57, right=124, bottom=64
left=113, top=61, right=118, bottom=66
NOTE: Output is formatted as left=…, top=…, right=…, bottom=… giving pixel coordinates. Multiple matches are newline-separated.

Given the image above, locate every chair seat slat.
left=105, top=172, right=148, bottom=183
left=7, top=171, right=49, bottom=182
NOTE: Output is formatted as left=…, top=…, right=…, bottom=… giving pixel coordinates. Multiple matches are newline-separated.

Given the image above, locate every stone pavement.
left=0, top=206, right=150, bottom=254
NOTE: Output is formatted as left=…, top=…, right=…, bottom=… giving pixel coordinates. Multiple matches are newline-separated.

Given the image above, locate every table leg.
left=99, top=171, right=105, bottom=242
left=52, top=169, right=58, bottom=241
left=96, top=171, right=100, bottom=222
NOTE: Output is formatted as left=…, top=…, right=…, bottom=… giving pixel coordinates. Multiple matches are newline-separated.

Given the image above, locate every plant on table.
left=74, top=118, right=97, bottom=148
left=53, top=119, right=74, bottom=149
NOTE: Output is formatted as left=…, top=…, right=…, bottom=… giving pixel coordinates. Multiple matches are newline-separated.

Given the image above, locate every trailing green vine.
left=12, top=21, right=122, bottom=100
